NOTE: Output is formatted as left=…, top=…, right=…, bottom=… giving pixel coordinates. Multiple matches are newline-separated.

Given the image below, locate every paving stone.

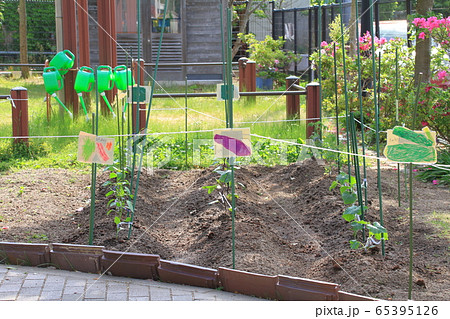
left=22, top=279, right=45, bottom=288
left=39, top=290, right=63, bottom=301
left=107, top=283, right=128, bottom=293
left=106, top=292, right=128, bottom=301
left=150, top=287, right=172, bottom=301
left=193, top=291, right=217, bottom=301
left=85, top=288, right=106, bottom=299
left=25, top=272, right=47, bottom=280
left=129, top=296, right=150, bottom=301
left=45, top=275, right=65, bottom=283
left=0, top=283, right=22, bottom=293
left=172, top=292, right=193, bottom=301
left=3, top=275, right=26, bottom=283
left=0, top=292, right=17, bottom=300
left=84, top=298, right=105, bottom=301
left=129, top=285, right=149, bottom=297
left=43, top=281, right=65, bottom=291
left=16, top=294, right=39, bottom=301
left=65, top=279, right=87, bottom=287
left=19, top=287, right=42, bottom=295
left=61, top=293, right=84, bottom=301
left=63, top=286, right=85, bottom=295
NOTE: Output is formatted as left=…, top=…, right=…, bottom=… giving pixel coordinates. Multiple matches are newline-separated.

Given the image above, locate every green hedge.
left=0, top=0, right=55, bottom=53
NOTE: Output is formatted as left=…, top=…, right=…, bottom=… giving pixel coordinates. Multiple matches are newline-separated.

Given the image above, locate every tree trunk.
left=19, top=0, right=29, bottom=79
left=414, top=0, right=434, bottom=84
left=348, top=0, right=357, bottom=56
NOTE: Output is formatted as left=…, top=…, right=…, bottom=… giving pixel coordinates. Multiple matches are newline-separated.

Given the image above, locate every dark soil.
left=0, top=160, right=448, bottom=301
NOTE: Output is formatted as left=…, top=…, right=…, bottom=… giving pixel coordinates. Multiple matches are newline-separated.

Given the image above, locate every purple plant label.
left=213, top=129, right=252, bottom=158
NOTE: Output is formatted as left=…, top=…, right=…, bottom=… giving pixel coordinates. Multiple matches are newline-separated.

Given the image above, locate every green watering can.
left=49, top=50, right=75, bottom=75
left=74, top=66, right=95, bottom=121
left=114, top=65, right=135, bottom=114
left=97, top=65, right=116, bottom=117
left=114, top=65, right=134, bottom=91
left=43, top=66, right=73, bottom=119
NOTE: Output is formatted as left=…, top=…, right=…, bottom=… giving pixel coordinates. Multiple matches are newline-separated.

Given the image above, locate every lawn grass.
left=0, top=75, right=308, bottom=171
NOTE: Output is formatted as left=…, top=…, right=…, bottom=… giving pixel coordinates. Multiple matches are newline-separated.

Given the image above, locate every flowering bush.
left=311, top=20, right=415, bottom=134
left=310, top=15, right=449, bottom=144
left=412, top=16, right=450, bottom=143
left=239, top=33, right=301, bottom=84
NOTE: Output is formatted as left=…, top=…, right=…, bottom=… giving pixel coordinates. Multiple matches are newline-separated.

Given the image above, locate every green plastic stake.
left=78, top=94, right=89, bottom=121
left=52, top=93, right=73, bottom=119
left=100, top=92, right=116, bottom=118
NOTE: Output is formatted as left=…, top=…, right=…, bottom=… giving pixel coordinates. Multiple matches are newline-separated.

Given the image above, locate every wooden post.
left=61, top=0, right=79, bottom=116
left=238, top=57, right=248, bottom=92
left=11, top=87, right=28, bottom=145
left=245, top=60, right=256, bottom=103
left=77, top=0, right=90, bottom=67
left=306, top=82, right=321, bottom=139
left=132, top=59, right=146, bottom=133
left=98, top=0, right=117, bottom=115
left=286, top=76, right=300, bottom=119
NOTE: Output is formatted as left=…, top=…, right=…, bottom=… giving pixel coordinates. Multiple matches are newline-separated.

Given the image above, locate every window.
left=151, top=0, right=181, bottom=33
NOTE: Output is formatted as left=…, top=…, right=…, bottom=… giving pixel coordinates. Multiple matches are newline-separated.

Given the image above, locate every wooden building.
left=88, top=0, right=225, bottom=82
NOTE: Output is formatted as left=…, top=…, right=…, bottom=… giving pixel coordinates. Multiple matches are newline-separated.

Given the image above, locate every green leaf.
left=109, top=172, right=117, bottom=179
left=350, top=240, right=363, bottom=249
left=202, top=185, right=218, bottom=194
left=124, top=217, right=131, bottom=222
left=329, top=180, right=338, bottom=190
left=367, top=222, right=387, bottom=235
left=336, top=173, right=349, bottom=183
left=341, top=191, right=357, bottom=205
left=126, top=200, right=135, bottom=213
left=218, top=170, right=232, bottom=184
left=114, top=216, right=121, bottom=225
left=348, top=175, right=357, bottom=186
left=339, top=185, right=350, bottom=194
left=105, top=190, right=114, bottom=197
left=350, top=221, right=365, bottom=232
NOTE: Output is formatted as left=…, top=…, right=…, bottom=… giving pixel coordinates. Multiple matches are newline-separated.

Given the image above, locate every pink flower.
left=425, top=85, right=432, bottom=92
left=421, top=121, right=429, bottom=127
left=437, top=70, right=447, bottom=80
left=432, top=180, right=439, bottom=185
left=321, top=41, right=328, bottom=47
left=274, top=59, right=279, bottom=65
left=413, top=169, right=418, bottom=172
left=418, top=32, right=426, bottom=40
left=1, top=226, right=8, bottom=230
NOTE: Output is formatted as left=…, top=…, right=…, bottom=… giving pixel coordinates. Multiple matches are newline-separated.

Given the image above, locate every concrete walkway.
left=0, top=264, right=262, bottom=301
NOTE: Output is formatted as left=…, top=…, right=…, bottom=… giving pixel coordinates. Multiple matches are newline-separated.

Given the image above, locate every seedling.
left=330, top=172, right=388, bottom=250
left=202, top=163, right=239, bottom=211
left=103, top=165, right=134, bottom=235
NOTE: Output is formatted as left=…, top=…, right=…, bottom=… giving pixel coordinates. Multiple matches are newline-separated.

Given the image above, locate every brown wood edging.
left=0, top=242, right=378, bottom=301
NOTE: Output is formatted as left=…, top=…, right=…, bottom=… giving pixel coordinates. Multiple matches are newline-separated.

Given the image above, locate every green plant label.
left=384, top=126, right=437, bottom=164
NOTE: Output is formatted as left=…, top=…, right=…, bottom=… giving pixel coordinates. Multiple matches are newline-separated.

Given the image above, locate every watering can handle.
left=64, top=50, right=75, bottom=60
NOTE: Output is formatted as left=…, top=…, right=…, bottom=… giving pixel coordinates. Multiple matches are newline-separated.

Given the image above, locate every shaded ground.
left=0, top=160, right=448, bottom=301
